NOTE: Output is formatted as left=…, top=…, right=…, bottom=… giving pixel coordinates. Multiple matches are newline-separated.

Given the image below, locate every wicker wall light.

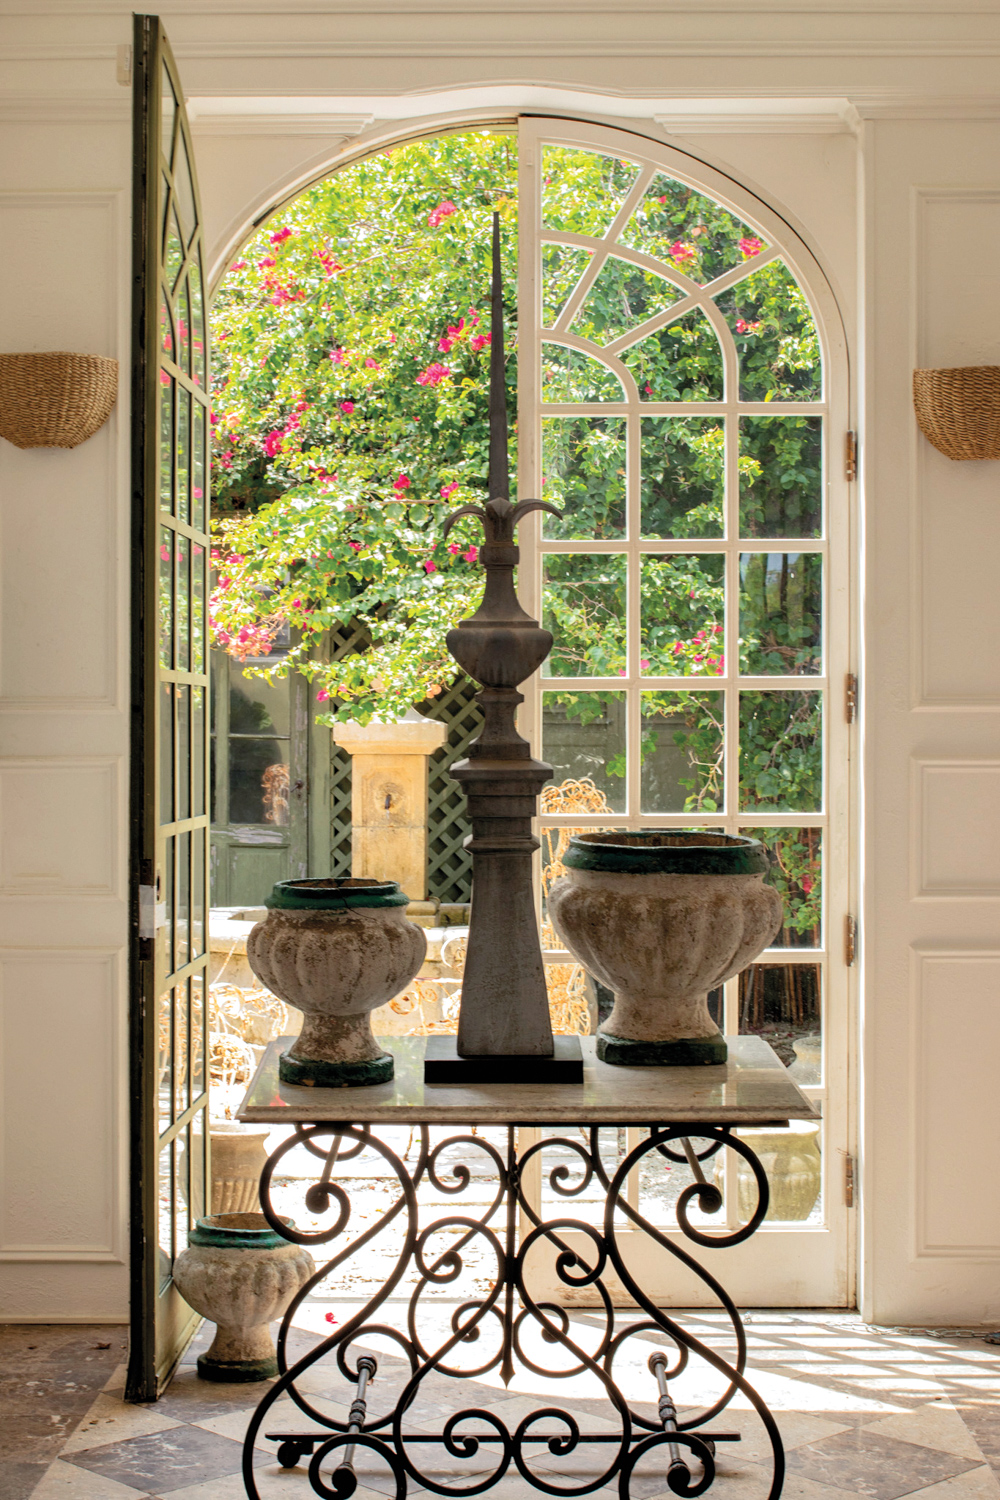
left=913, top=365, right=1000, bottom=461
left=0, top=352, right=119, bottom=450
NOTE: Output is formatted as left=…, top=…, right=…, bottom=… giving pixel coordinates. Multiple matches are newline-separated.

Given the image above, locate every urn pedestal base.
left=424, top=1033, right=583, bottom=1084
left=279, top=1049, right=394, bottom=1089
left=596, top=1030, right=727, bottom=1067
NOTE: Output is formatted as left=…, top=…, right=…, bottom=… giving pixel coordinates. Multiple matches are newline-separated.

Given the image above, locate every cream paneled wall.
left=0, top=125, right=131, bottom=1319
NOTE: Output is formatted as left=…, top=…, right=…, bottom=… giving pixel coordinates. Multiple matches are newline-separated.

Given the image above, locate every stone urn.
left=209, top=1123, right=271, bottom=1215
left=173, top=1212, right=315, bottom=1382
left=247, top=877, right=426, bottom=1087
left=714, top=1121, right=822, bottom=1222
left=547, top=832, right=782, bottom=1066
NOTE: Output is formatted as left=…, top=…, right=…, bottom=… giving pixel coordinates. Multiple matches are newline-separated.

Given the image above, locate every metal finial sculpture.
left=426, top=215, right=582, bottom=1082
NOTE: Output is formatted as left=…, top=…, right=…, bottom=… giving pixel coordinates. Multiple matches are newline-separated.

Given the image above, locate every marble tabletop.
left=237, top=1035, right=818, bottom=1127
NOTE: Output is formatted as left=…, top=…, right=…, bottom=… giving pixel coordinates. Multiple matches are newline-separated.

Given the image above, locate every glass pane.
left=229, top=739, right=291, bottom=825
left=174, top=974, right=189, bottom=1120
left=177, top=386, right=191, bottom=527
left=159, top=375, right=173, bottom=512
left=160, top=66, right=176, bottom=163
left=542, top=417, right=625, bottom=540
left=542, top=691, right=626, bottom=812
left=165, top=206, right=185, bottom=293
left=541, top=147, right=639, bottom=238
left=158, top=1142, right=174, bottom=1289
left=192, top=686, right=206, bottom=815
left=622, top=311, right=723, bottom=402
left=177, top=686, right=191, bottom=821
left=229, top=672, right=290, bottom=737
left=640, top=691, right=724, bottom=813
left=190, top=261, right=206, bottom=388
left=740, top=553, right=822, bottom=676
left=641, top=555, right=725, bottom=676
left=192, top=829, right=206, bottom=958
left=192, top=404, right=206, bottom=530
left=543, top=554, right=627, bottom=677
left=750, top=826, right=822, bottom=949
left=735, top=1118, right=823, bottom=1224
left=619, top=174, right=768, bottom=284
left=177, top=533, right=190, bottom=672
left=192, top=543, right=205, bottom=674
left=716, top=262, right=821, bottom=401
left=159, top=529, right=173, bottom=667
left=160, top=681, right=174, bottom=825
left=158, top=988, right=172, bottom=1135
left=740, top=963, right=822, bottom=1089
left=542, top=243, right=592, bottom=326
left=159, top=294, right=173, bottom=361
left=177, top=278, right=191, bottom=378
left=173, top=135, right=197, bottom=245
left=188, top=1113, right=206, bottom=1229
left=177, top=831, right=191, bottom=969
left=739, top=691, right=822, bottom=812
left=191, top=971, right=206, bottom=1098
left=641, top=417, right=724, bottom=539
left=542, top=343, right=624, bottom=403
left=573, top=258, right=679, bottom=346
left=740, top=416, right=822, bottom=539
left=163, top=835, right=175, bottom=975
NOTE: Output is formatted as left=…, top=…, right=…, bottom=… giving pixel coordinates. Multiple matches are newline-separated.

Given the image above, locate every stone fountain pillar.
left=333, top=708, right=447, bottom=901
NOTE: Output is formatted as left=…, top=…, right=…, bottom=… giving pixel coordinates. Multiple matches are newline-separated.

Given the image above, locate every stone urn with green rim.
left=547, top=832, right=782, bottom=1066
left=247, top=877, right=426, bottom=1087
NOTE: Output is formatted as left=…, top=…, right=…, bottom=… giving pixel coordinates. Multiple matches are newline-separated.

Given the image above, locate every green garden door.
left=127, top=15, right=212, bottom=1400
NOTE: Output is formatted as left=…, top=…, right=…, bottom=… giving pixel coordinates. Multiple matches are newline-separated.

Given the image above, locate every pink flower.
left=230, top=261, right=246, bottom=271
left=448, top=543, right=461, bottom=554
left=364, top=357, right=380, bottom=369
left=735, top=318, right=762, bottom=335
left=263, top=430, right=284, bottom=456
left=193, top=487, right=203, bottom=499
left=427, top=200, right=457, bottom=228
left=316, top=688, right=330, bottom=702
left=713, top=623, right=722, bottom=633
left=673, top=642, right=683, bottom=655
left=393, top=474, right=411, bottom=491
left=160, top=544, right=170, bottom=562
left=693, top=654, right=704, bottom=663
left=669, top=241, right=696, bottom=264
left=644, top=383, right=654, bottom=395
left=640, top=659, right=650, bottom=670
left=423, top=559, right=437, bottom=574
left=348, top=541, right=362, bottom=552
left=324, top=1310, right=337, bottom=1323
left=340, top=401, right=355, bottom=414
left=618, top=668, right=627, bottom=676
left=210, top=411, right=219, bottom=425
left=470, top=333, right=491, bottom=352
left=438, top=318, right=465, bottom=353
left=258, top=257, right=276, bottom=269
left=270, top=226, right=292, bottom=244
left=441, top=482, right=460, bottom=499
left=739, top=236, right=763, bottom=259
left=160, top=370, right=170, bottom=387
left=330, top=347, right=348, bottom=364
left=463, top=546, right=478, bottom=563
left=416, top=363, right=451, bottom=387
left=801, top=875, right=813, bottom=894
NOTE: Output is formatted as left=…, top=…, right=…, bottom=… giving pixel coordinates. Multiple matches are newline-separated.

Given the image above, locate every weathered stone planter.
left=547, top=832, right=782, bottom=1066
left=714, top=1120, right=822, bottom=1221
left=172, top=1212, right=314, bottom=1382
left=247, top=877, right=426, bottom=1088
left=209, top=1123, right=270, bottom=1215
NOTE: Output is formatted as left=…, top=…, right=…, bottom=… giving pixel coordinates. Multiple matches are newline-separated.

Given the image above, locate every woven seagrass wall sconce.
left=0, top=352, right=119, bottom=449
left=913, top=366, right=1000, bottom=460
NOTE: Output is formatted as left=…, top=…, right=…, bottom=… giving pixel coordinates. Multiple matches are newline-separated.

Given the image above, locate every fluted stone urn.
left=173, top=1212, right=314, bottom=1382
left=548, top=832, right=782, bottom=1066
left=247, top=877, right=426, bottom=1088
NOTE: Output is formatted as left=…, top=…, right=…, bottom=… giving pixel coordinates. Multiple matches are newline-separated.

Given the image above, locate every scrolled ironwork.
left=241, top=1121, right=785, bottom=1500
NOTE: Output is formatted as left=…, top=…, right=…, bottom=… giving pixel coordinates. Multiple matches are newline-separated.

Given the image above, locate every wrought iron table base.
left=241, top=1121, right=785, bottom=1500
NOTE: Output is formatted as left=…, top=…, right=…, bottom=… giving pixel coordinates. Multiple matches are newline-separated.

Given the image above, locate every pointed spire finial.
left=487, top=211, right=509, bottom=503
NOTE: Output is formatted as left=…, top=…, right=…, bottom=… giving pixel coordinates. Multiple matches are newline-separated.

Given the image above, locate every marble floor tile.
left=195, top=1389, right=350, bottom=1447
left=63, top=1425, right=268, bottom=1495
left=27, top=1458, right=150, bottom=1499
left=60, top=1393, right=182, bottom=1455
left=862, top=1400, right=987, bottom=1461
left=904, top=1468, right=1000, bottom=1499
left=786, top=1427, right=981, bottom=1498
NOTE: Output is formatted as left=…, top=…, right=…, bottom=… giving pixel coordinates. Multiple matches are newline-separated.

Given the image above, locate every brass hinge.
left=846, top=914, right=858, bottom=967
left=845, top=430, right=857, bottom=482
left=845, top=672, right=858, bottom=723
left=844, top=1154, right=856, bottom=1208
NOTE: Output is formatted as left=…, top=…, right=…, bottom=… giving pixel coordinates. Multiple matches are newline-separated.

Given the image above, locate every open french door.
left=127, top=15, right=212, bottom=1400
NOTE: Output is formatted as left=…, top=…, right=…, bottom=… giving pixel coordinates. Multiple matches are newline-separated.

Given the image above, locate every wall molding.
left=911, top=758, right=1000, bottom=898
left=190, top=110, right=373, bottom=137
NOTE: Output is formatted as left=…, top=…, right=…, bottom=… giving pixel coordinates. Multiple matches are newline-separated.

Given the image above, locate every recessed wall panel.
left=916, top=760, right=1000, bottom=896
left=0, top=759, right=121, bottom=898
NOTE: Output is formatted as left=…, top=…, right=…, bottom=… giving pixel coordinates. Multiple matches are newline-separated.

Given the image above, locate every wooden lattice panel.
left=419, top=677, right=483, bottom=904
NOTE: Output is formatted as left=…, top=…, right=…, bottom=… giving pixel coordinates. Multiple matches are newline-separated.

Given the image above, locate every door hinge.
left=846, top=913, right=858, bottom=967
left=139, top=883, right=166, bottom=941
left=845, top=672, right=858, bottom=723
left=844, top=1154, right=856, bottom=1208
left=845, top=430, right=857, bottom=482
